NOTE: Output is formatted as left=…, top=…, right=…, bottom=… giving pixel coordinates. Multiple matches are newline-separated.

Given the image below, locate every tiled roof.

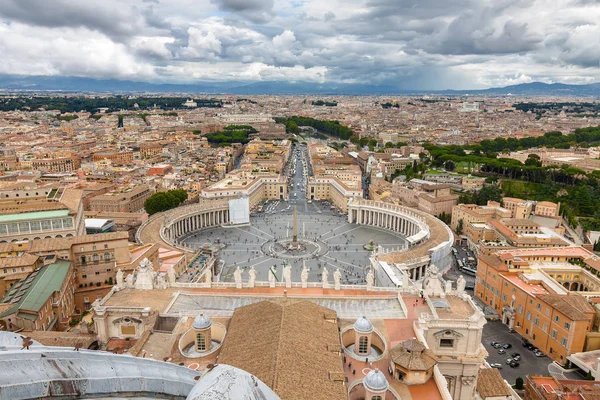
left=390, top=339, right=437, bottom=371
left=537, top=294, right=594, bottom=321
left=477, top=368, right=512, bottom=398
left=218, top=299, right=346, bottom=400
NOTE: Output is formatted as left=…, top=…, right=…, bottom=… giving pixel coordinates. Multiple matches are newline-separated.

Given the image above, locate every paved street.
left=482, top=320, right=552, bottom=385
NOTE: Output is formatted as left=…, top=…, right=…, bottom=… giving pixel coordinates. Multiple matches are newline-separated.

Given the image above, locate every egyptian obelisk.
left=293, top=205, right=298, bottom=244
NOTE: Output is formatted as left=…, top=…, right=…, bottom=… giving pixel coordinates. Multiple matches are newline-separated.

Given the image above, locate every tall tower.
left=293, top=205, right=298, bottom=243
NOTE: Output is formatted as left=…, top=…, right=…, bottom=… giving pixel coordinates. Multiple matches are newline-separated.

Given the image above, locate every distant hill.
left=444, top=82, right=600, bottom=97
left=0, top=75, right=599, bottom=96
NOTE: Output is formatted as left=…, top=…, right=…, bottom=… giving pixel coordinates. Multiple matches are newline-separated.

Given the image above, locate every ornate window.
left=358, top=336, right=369, bottom=354
left=196, top=334, right=206, bottom=351
left=440, top=338, right=454, bottom=347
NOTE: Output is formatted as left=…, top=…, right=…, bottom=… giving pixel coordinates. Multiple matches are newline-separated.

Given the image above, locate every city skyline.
left=0, top=0, right=599, bottom=90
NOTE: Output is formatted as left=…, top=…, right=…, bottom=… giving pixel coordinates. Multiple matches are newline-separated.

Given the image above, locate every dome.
left=192, top=313, right=212, bottom=330
left=354, top=316, right=373, bottom=333
left=363, top=368, right=389, bottom=393
left=187, top=364, right=280, bottom=400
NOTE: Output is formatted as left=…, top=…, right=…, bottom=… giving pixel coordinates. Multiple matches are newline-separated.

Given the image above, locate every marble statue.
left=402, top=270, right=409, bottom=289
left=333, top=269, right=342, bottom=290
left=283, top=263, right=292, bottom=288
left=167, top=267, right=176, bottom=285
left=366, top=268, right=375, bottom=290
left=422, top=264, right=444, bottom=296
left=248, top=267, right=257, bottom=288
left=445, top=280, right=452, bottom=294
left=156, top=274, right=168, bottom=290
left=322, top=267, right=330, bottom=289
left=116, top=269, right=124, bottom=289
left=301, top=265, right=309, bottom=289
left=134, top=258, right=155, bottom=290
left=234, top=266, right=243, bottom=289
left=268, top=266, right=276, bottom=288
left=125, top=273, right=134, bottom=289
left=456, top=275, right=466, bottom=293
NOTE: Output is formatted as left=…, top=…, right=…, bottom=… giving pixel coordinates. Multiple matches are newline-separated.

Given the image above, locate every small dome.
left=192, top=313, right=212, bottom=330
left=364, top=368, right=388, bottom=393
left=354, top=316, right=373, bottom=333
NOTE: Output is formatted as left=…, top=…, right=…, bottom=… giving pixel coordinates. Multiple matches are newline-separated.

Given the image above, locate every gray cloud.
left=0, top=0, right=597, bottom=88
left=210, top=0, right=274, bottom=23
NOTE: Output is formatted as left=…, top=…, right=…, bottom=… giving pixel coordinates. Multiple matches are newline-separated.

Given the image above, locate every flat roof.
left=0, top=209, right=69, bottom=223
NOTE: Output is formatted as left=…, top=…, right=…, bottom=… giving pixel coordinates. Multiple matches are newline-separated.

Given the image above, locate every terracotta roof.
left=218, top=299, right=346, bottom=400
left=0, top=254, right=39, bottom=268
left=390, top=339, right=437, bottom=371
left=58, top=188, right=83, bottom=213
left=537, top=294, right=594, bottom=321
left=477, top=368, right=512, bottom=398
left=24, top=330, right=97, bottom=349
left=28, top=232, right=128, bottom=253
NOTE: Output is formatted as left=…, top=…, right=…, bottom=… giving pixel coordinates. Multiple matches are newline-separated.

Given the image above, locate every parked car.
left=502, top=343, right=513, bottom=349
left=534, top=351, right=546, bottom=357
left=498, top=349, right=506, bottom=355
left=506, top=358, right=514, bottom=364
left=490, top=363, right=502, bottom=369
left=522, top=339, right=531, bottom=347
left=513, top=355, right=522, bottom=361
left=491, top=341, right=502, bottom=349
left=509, top=361, right=520, bottom=368
left=510, top=352, right=520, bottom=358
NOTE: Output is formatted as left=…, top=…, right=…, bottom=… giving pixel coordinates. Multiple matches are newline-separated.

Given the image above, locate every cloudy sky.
left=0, top=0, right=598, bottom=89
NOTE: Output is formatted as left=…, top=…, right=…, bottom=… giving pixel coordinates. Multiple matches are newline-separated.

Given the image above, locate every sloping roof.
left=24, top=331, right=97, bottom=349
left=390, top=339, right=437, bottom=371
left=0, top=261, right=71, bottom=318
left=477, top=368, right=512, bottom=398
left=0, top=254, right=39, bottom=268
left=218, top=299, right=346, bottom=400
left=537, top=294, right=594, bottom=321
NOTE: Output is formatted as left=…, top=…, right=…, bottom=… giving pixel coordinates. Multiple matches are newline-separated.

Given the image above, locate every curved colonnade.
left=347, top=199, right=453, bottom=282
left=137, top=198, right=452, bottom=284
left=161, top=200, right=230, bottom=246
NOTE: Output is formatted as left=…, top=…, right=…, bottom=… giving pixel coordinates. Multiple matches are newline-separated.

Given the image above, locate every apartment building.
left=535, top=201, right=560, bottom=218
left=87, top=185, right=152, bottom=213
left=392, top=179, right=458, bottom=216
left=31, top=156, right=80, bottom=173
left=0, top=260, right=76, bottom=332
left=139, top=142, right=163, bottom=159
left=451, top=202, right=511, bottom=233
left=0, top=188, right=85, bottom=242
left=476, top=247, right=596, bottom=365
left=200, top=170, right=288, bottom=209
left=502, top=197, right=533, bottom=219
left=92, top=150, right=134, bottom=165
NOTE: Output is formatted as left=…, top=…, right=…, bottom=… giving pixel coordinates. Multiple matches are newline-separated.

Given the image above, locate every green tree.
left=525, top=153, right=542, bottom=167
left=476, top=185, right=503, bottom=205
left=444, top=160, right=456, bottom=171
left=515, top=377, right=524, bottom=390
left=456, top=219, right=464, bottom=235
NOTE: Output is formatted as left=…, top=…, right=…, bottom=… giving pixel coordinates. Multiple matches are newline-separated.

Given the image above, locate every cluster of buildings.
left=306, top=142, right=363, bottom=211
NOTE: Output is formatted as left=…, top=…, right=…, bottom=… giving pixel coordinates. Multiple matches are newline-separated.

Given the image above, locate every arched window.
left=81, top=255, right=86, bottom=264
left=93, top=253, right=99, bottom=262
left=358, top=336, right=369, bottom=354
left=104, top=252, right=111, bottom=261
left=196, top=334, right=206, bottom=351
